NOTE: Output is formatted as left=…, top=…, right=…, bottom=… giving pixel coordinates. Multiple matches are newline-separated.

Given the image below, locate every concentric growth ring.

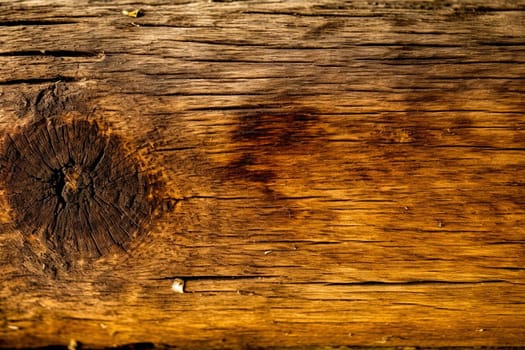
left=0, top=118, right=154, bottom=260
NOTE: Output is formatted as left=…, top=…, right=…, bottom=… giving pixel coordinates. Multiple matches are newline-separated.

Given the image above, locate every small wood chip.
left=171, top=278, right=185, bottom=293
left=122, top=9, right=144, bottom=18
left=68, top=339, right=78, bottom=350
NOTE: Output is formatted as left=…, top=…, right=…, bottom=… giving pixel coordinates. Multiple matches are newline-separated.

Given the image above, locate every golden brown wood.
left=0, top=0, right=524, bottom=348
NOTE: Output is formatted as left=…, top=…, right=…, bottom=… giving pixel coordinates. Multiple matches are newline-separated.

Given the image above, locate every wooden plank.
left=0, top=0, right=524, bottom=348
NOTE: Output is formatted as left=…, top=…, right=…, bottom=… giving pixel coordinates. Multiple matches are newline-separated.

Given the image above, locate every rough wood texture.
left=0, top=0, right=524, bottom=348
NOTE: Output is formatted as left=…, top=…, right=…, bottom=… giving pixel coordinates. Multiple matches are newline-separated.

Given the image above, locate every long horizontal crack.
left=0, top=50, right=102, bottom=57
left=149, top=275, right=278, bottom=281
left=0, top=76, right=79, bottom=85
left=325, top=279, right=510, bottom=286
left=5, top=342, right=156, bottom=350
left=0, top=20, right=76, bottom=26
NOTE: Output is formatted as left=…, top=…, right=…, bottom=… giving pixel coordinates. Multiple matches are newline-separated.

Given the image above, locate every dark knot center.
left=53, top=163, right=93, bottom=204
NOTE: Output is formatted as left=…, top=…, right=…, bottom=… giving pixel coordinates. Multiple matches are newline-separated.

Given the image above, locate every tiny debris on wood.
left=68, top=339, right=78, bottom=350
left=122, top=9, right=144, bottom=18
left=171, top=278, right=185, bottom=293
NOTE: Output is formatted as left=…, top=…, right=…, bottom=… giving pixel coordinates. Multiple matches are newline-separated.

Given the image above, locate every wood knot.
left=0, top=118, right=158, bottom=263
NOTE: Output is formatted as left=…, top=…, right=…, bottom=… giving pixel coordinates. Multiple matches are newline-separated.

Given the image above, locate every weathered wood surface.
left=0, top=0, right=524, bottom=348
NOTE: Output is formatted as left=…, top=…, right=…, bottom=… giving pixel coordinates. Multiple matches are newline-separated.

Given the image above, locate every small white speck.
left=8, top=325, right=19, bottom=330
left=172, top=278, right=185, bottom=293
left=68, top=339, right=78, bottom=350
left=264, top=250, right=273, bottom=255
left=477, top=328, right=485, bottom=332
left=99, top=323, right=107, bottom=329
left=378, top=336, right=390, bottom=344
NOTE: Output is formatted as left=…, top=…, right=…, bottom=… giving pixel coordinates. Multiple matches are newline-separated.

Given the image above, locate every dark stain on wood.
left=226, top=106, right=324, bottom=182
left=0, top=118, right=159, bottom=265
left=232, top=108, right=321, bottom=148
left=226, top=153, right=277, bottom=184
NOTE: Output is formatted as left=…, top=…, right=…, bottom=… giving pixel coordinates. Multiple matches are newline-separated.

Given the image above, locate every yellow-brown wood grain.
left=0, top=0, right=524, bottom=348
